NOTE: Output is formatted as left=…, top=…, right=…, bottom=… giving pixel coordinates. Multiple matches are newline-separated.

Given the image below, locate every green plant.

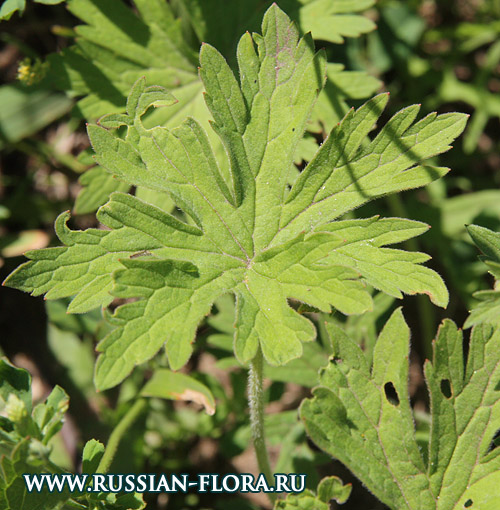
left=300, top=224, right=500, bottom=510
left=15, top=3, right=500, bottom=510
left=3, top=4, right=470, bottom=508
left=5, top=4, right=468, bottom=382
left=341, top=2, right=500, bottom=321
left=0, top=0, right=64, bottom=21
left=0, top=358, right=146, bottom=509
left=465, top=225, right=500, bottom=327
left=35, top=0, right=380, bottom=214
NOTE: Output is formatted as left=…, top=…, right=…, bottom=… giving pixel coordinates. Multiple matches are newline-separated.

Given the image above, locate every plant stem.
left=97, top=398, right=147, bottom=474
left=248, top=347, right=276, bottom=505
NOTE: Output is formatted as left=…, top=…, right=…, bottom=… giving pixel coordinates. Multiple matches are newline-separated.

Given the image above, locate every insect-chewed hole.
left=464, top=499, right=473, bottom=508
left=487, top=428, right=500, bottom=454
left=384, top=382, right=400, bottom=406
left=440, top=379, right=452, bottom=399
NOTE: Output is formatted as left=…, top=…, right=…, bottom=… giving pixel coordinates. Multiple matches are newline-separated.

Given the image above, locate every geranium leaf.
left=42, top=0, right=379, bottom=212
left=301, top=309, right=500, bottom=509
left=5, top=5, right=466, bottom=390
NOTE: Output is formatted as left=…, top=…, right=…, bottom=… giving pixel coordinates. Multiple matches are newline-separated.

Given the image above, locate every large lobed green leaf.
left=5, top=6, right=466, bottom=390
left=47, top=0, right=377, bottom=121
left=42, top=0, right=380, bottom=212
left=301, top=310, right=500, bottom=509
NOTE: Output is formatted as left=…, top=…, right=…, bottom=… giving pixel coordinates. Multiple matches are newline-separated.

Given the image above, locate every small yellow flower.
left=17, top=58, right=49, bottom=86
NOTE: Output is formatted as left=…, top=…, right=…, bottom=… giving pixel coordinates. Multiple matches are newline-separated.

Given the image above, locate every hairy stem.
left=248, top=347, right=276, bottom=505
left=97, top=398, right=147, bottom=474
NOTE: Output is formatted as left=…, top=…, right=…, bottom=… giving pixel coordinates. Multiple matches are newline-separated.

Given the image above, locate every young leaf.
left=82, top=439, right=105, bottom=474
left=0, top=359, right=32, bottom=414
left=0, top=439, right=70, bottom=510
left=275, top=476, right=351, bottom=510
left=0, top=364, right=73, bottom=510
left=0, top=362, right=144, bottom=510
left=0, top=359, right=69, bottom=446
left=301, top=310, right=500, bottom=510
left=465, top=224, right=500, bottom=328
left=5, top=5, right=466, bottom=390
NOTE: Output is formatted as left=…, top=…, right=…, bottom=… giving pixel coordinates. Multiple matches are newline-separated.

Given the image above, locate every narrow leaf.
left=140, top=369, right=216, bottom=415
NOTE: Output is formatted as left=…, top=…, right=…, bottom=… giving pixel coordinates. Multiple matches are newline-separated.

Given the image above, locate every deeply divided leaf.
left=45, top=0, right=380, bottom=211
left=301, top=310, right=500, bottom=509
left=4, top=5, right=467, bottom=390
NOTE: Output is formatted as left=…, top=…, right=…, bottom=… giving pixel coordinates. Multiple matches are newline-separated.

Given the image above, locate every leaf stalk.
left=248, top=347, right=276, bottom=505
left=96, top=398, right=147, bottom=474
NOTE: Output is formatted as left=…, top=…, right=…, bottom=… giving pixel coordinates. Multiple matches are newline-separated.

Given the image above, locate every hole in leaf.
left=384, top=382, right=400, bottom=406
left=487, top=428, right=500, bottom=454
left=440, top=379, right=452, bottom=399
left=464, top=499, right=473, bottom=508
